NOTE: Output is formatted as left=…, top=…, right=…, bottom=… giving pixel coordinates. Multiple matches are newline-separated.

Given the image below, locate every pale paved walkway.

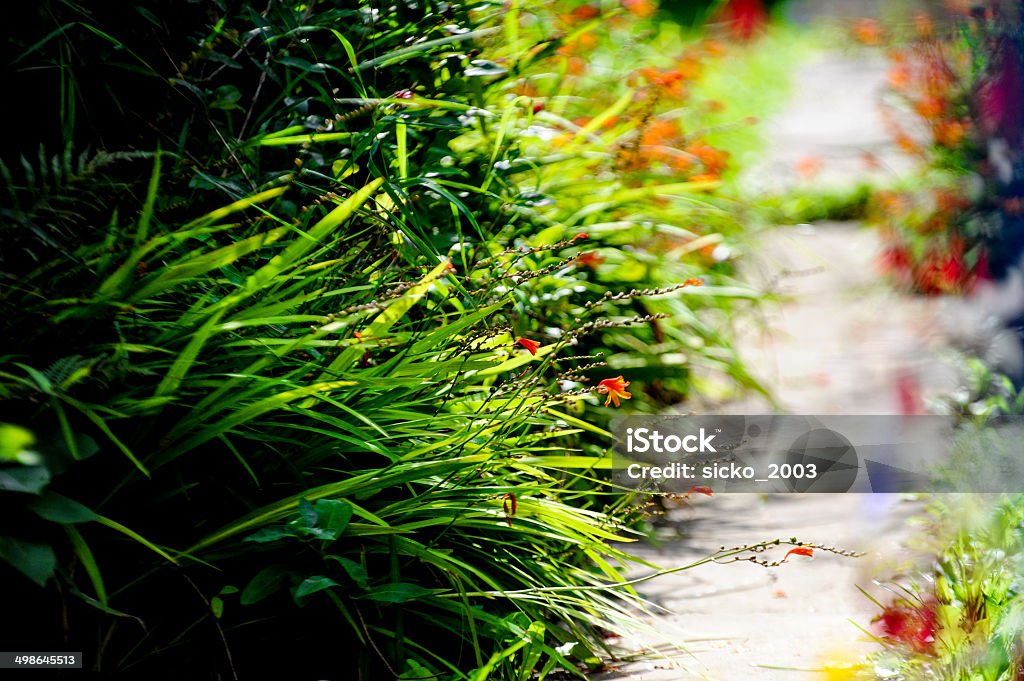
left=596, top=32, right=952, bottom=681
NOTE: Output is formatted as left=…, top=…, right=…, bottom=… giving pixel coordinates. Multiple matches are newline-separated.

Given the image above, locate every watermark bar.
left=610, top=415, right=1024, bottom=493
left=0, top=652, right=83, bottom=669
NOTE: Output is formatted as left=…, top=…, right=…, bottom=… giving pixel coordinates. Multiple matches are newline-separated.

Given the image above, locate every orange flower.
left=795, top=155, right=823, bottom=178
left=622, top=0, right=657, bottom=18
left=934, top=119, right=966, bottom=147
left=565, top=56, right=586, bottom=76
left=640, top=118, right=681, bottom=146
left=571, top=233, right=589, bottom=241
left=887, top=64, right=910, bottom=89
left=562, top=3, right=600, bottom=24
left=685, top=142, right=730, bottom=177
left=782, top=546, right=814, bottom=562
left=686, top=485, right=713, bottom=497
left=638, top=67, right=686, bottom=98
left=852, top=18, right=884, bottom=45
left=556, top=31, right=598, bottom=57
left=516, top=337, right=540, bottom=355
left=576, top=251, right=605, bottom=268
left=596, top=376, right=632, bottom=407
left=914, top=95, right=947, bottom=120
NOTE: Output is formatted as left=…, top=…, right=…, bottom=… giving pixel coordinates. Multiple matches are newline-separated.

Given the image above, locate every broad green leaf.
left=0, top=536, right=56, bottom=587
left=29, top=491, right=97, bottom=524
left=328, top=556, right=368, bottom=589
left=313, top=499, right=353, bottom=539
left=241, top=565, right=288, bottom=605
left=0, top=467, right=50, bottom=494
left=293, top=575, right=339, bottom=602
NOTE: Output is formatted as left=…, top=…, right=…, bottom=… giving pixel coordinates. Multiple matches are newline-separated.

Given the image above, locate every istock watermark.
left=609, top=415, right=1024, bottom=493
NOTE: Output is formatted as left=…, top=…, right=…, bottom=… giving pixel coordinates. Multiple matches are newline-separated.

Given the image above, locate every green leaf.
left=328, top=556, right=368, bottom=589
left=0, top=467, right=50, bottom=494
left=211, top=596, right=224, bottom=619
left=243, top=526, right=296, bottom=544
left=293, top=575, right=339, bottom=603
left=240, top=565, right=288, bottom=605
left=210, top=84, right=242, bottom=110
left=312, top=499, right=352, bottom=540
left=29, top=491, right=97, bottom=524
left=362, top=582, right=441, bottom=604
left=0, top=536, right=56, bottom=587
left=398, top=659, right=438, bottom=680
left=298, top=499, right=317, bottom=528
left=65, top=526, right=106, bottom=605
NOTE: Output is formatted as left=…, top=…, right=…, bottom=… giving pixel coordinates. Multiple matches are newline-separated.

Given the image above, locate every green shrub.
left=1, top=0, right=767, bottom=677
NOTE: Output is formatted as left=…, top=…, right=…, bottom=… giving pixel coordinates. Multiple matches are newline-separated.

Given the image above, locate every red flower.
left=596, top=376, right=632, bottom=408
left=686, top=486, right=713, bottom=497
left=874, top=600, right=938, bottom=654
left=576, top=251, right=605, bottom=269
left=516, top=338, right=540, bottom=355
left=502, top=492, right=517, bottom=527
left=571, top=233, right=589, bottom=241
left=718, top=0, right=768, bottom=41
left=782, top=546, right=814, bottom=562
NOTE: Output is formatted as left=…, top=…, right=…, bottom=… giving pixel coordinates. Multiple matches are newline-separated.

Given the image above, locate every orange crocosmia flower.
left=622, top=0, right=657, bottom=18
left=684, top=277, right=705, bottom=286
left=887, top=65, right=910, bottom=89
left=565, top=56, right=587, bottom=75
left=596, top=376, right=632, bottom=407
left=704, top=99, right=726, bottom=113
left=686, top=142, right=730, bottom=176
left=638, top=68, right=686, bottom=98
left=852, top=18, right=884, bottom=45
left=640, top=118, right=681, bottom=147
left=895, top=133, right=921, bottom=155
left=576, top=251, right=605, bottom=268
left=795, top=155, right=823, bottom=178
left=516, top=338, right=541, bottom=355
left=914, top=96, right=947, bottom=120
left=934, top=119, right=966, bottom=147
left=571, top=233, right=589, bottom=241
left=783, top=546, right=814, bottom=562
left=565, top=3, right=601, bottom=23
left=556, top=32, right=597, bottom=57
left=686, top=485, right=713, bottom=497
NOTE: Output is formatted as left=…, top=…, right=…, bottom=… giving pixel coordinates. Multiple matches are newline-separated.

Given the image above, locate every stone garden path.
left=596, top=21, right=956, bottom=681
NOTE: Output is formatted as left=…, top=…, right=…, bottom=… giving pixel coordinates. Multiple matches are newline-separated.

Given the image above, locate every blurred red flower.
left=874, top=599, right=938, bottom=654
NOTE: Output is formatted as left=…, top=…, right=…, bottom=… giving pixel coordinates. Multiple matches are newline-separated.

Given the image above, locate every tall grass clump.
left=2, top=0, right=765, bottom=677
